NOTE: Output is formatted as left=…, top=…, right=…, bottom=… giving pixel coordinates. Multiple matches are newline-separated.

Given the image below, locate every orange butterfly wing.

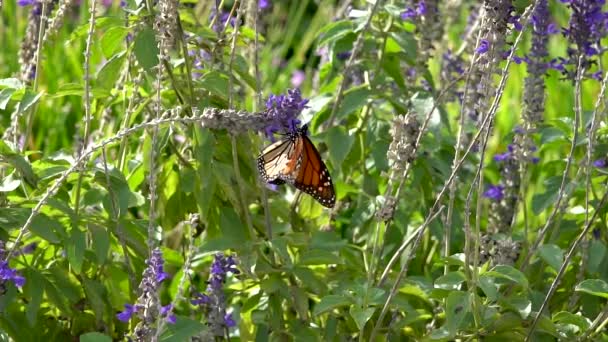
left=258, top=129, right=335, bottom=208
left=293, top=135, right=336, bottom=208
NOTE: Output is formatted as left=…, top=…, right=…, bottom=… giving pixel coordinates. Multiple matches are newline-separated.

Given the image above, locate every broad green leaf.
left=198, top=70, right=230, bottom=99
left=587, top=240, right=606, bottom=274
left=0, top=88, right=15, bottom=109
left=80, top=332, right=112, bottom=342
left=0, top=78, right=23, bottom=89
left=97, top=52, right=126, bottom=91
left=326, top=126, right=354, bottom=169
left=30, top=214, right=62, bottom=243
left=313, top=295, right=352, bottom=316
left=134, top=27, right=159, bottom=72
left=316, top=20, right=354, bottom=47
left=100, top=26, right=128, bottom=58
left=381, top=53, right=406, bottom=89
left=336, top=85, right=371, bottom=119
left=82, top=278, right=107, bottom=325
left=25, top=269, right=44, bottom=326
left=434, top=271, right=466, bottom=290
left=502, top=296, right=531, bottom=319
left=0, top=173, right=21, bottom=192
left=67, top=228, right=86, bottom=274
left=16, top=90, right=42, bottom=114
left=575, top=279, right=608, bottom=299
left=349, top=306, right=376, bottom=330
left=90, top=224, right=109, bottom=264
left=478, top=275, right=499, bottom=301
left=538, top=244, right=563, bottom=271
left=553, top=311, right=591, bottom=331
left=445, top=291, right=470, bottom=336
left=3, top=152, right=37, bottom=188
left=485, top=265, right=529, bottom=288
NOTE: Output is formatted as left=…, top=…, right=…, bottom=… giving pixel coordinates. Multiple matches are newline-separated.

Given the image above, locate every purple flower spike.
left=262, top=88, right=309, bottom=138
left=483, top=185, right=505, bottom=201
left=476, top=39, right=490, bottom=54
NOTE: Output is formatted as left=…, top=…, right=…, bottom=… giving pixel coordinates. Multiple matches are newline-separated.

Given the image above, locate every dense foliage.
left=1, top=0, right=608, bottom=340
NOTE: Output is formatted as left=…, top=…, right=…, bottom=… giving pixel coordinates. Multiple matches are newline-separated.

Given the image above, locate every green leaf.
left=100, top=26, right=128, bottom=58
left=381, top=53, right=406, bottom=89
left=531, top=176, right=574, bottom=215
left=90, top=224, right=109, bottom=264
left=336, top=85, right=371, bottom=119
left=326, top=126, right=354, bottom=169
left=80, top=332, right=112, bottom=342
left=298, top=249, right=343, bottom=265
left=587, top=240, right=606, bottom=274
left=478, top=275, right=499, bottom=301
left=502, top=296, right=531, bottom=319
left=434, top=271, right=466, bottom=290
left=538, top=244, right=563, bottom=271
left=349, top=306, right=376, bottom=330
left=3, top=152, right=37, bottom=188
left=313, top=295, right=352, bottom=316
left=24, top=269, right=44, bottom=326
left=16, top=90, right=42, bottom=114
left=553, top=311, right=591, bottom=331
left=445, top=291, right=470, bottom=336
left=575, top=279, right=608, bottom=299
left=67, top=228, right=86, bottom=274
left=198, top=70, right=230, bottom=99
left=0, top=173, right=21, bottom=192
left=0, top=88, right=15, bottom=109
left=97, top=52, right=126, bottom=91
left=82, top=277, right=107, bottom=325
left=134, top=27, right=159, bottom=72
left=30, top=214, right=63, bottom=243
left=316, top=20, right=354, bottom=47
left=0, top=78, right=23, bottom=89
left=485, top=265, right=529, bottom=288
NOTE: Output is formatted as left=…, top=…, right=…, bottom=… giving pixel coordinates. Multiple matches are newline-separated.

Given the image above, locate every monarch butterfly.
left=257, top=125, right=336, bottom=208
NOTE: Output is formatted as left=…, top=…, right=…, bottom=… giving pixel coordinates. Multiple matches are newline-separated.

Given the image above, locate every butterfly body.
left=258, top=126, right=336, bottom=208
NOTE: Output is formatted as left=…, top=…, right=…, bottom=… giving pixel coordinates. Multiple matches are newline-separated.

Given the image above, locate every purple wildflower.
left=484, top=185, right=505, bottom=201
left=224, top=313, right=236, bottom=327
left=192, top=253, right=239, bottom=336
left=262, top=88, right=308, bottom=139
left=561, top=0, right=606, bottom=57
left=476, top=39, right=490, bottom=54
left=400, top=8, right=417, bottom=20
left=160, top=304, right=177, bottom=324
left=258, top=0, right=270, bottom=10
left=17, top=0, right=36, bottom=5
left=117, top=304, right=136, bottom=322
left=16, top=242, right=37, bottom=255
left=494, top=152, right=511, bottom=162
left=593, top=158, right=607, bottom=168
left=291, top=70, right=305, bottom=88
left=0, top=242, right=25, bottom=288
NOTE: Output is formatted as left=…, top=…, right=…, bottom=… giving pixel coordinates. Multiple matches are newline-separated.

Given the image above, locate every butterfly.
left=257, top=125, right=336, bottom=208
